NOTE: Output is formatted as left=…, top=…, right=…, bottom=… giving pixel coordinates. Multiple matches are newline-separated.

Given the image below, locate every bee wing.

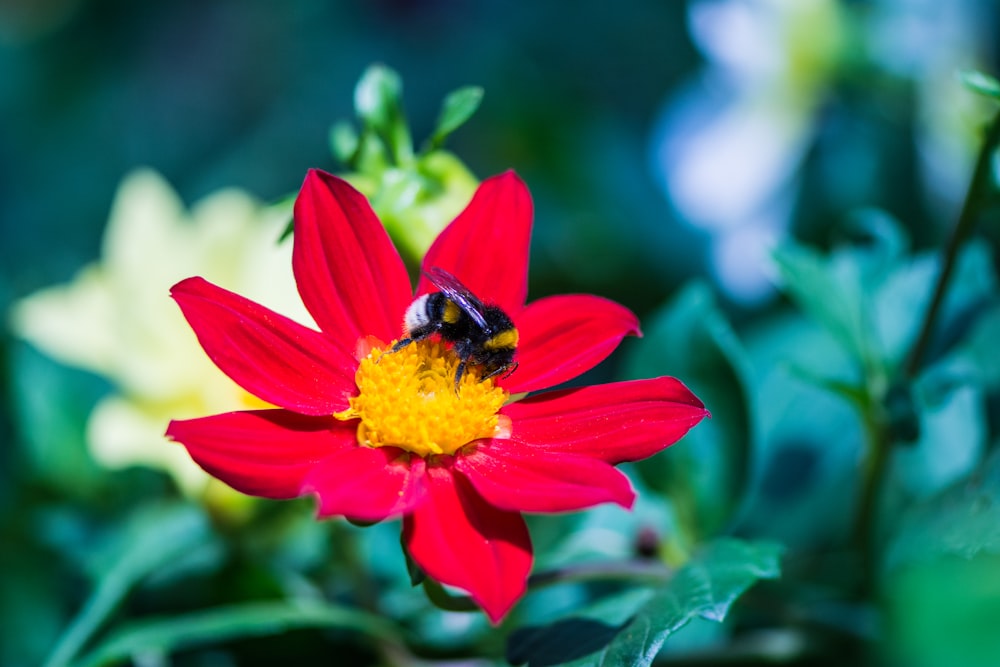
left=424, top=267, right=489, bottom=330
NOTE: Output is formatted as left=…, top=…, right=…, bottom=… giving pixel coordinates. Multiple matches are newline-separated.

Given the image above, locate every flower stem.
left=852, top=398, right=891, bottom=595
left=905, top=109, right=1000, bottom=378
left=853, top=107, right=1000, bottom=594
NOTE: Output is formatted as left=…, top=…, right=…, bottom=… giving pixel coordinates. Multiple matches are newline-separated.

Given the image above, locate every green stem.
left=852, top=398, right=892, bottom=595
left=906, top=110, right=1000, bottom=378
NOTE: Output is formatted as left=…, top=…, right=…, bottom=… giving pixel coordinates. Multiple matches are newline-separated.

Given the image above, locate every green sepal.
left=354, top=64, right=413, bottom=166
left=329, top=120, right=360, bottom=165
left=400, top=532, right=426, bottom=588
left=429, top=86, right=484, bottom=149
left=421, top=579, right=479, bottom=614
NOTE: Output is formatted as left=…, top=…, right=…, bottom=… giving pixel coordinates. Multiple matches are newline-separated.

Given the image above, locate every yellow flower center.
left=335, top=340, right=510, bottom=457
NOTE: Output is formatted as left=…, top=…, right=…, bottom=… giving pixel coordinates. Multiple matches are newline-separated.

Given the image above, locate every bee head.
left=475, top=344, right=517, bottom=380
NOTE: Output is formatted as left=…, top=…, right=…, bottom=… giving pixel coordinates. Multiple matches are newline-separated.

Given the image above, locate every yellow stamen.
left=334, top=340, right=509, bottom=457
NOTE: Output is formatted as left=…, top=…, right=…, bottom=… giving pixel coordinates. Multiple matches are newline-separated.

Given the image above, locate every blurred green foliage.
left=4, top=1, right=1000, bottom=665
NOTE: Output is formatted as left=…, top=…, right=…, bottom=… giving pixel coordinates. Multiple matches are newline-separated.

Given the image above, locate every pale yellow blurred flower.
left=10, top=169, right=310, bottom=498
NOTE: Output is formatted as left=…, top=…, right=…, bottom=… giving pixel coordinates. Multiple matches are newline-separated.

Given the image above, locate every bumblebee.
left=393, top=267, right=519, bottom=390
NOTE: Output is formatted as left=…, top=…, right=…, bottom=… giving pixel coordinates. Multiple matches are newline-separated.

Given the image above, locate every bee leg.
left=390, top=337, right=414, bottom=353
left=453, top=360, right=468, bottom=394
left=376, top=337, right=414, bottom=365
left=480, top=361, right=517, bottom=383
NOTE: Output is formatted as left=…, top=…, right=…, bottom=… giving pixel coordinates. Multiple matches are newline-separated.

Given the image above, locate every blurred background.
left=5, top=0, right=992, bottom=315
left=3, top=1, right=1000, bottom=665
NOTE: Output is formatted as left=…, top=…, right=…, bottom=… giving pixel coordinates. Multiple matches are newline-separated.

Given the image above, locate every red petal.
left=293, top=170, right=413, bottom=348
left=166, top=409, right=349, bottom=499
left=303, top=447, right=427, bottom=522
left=418, top=172, right=532, bottom=315
left=504, top=294, right=641, bottom=393
left=454, top=439, right=635, bottom=513
left=172, top=277, right=357, bottom=415
left=504, top=377, right=708, bottom=463
left=402, top=466, right=532, bottom=624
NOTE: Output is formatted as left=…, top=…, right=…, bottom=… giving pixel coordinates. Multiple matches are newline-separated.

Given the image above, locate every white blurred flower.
left=652, top=0, right=844, bottom=304
left=10, top=169, right=310, bottom=497
left=869, top=0, right=1000, bottom=210
left=651, top=0, right=995, bottom=305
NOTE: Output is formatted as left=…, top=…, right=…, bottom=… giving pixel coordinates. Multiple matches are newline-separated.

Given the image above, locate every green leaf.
left=10, top=342, right=106, bottom=495
left=507, top=589, right=662, bottom=664
left=739, top=313, right=865, bottom=549
left=508, top=539, right=782, bottom=667
left=884, top=449, right=1000, bottom=573
left=992, top=145, right=1000, bottom=197
left=885, top=239, right=997, bottom=367
left=773, top=215, right=996, bottom=381
left=883, top=553, right=1000, bottom=667
left=939, top=301, right=1000, bottom=388
left=278, top=216, right=294, bottom=243
left=623, top=282, right=753, bottom=545
left=1, top=545, right=67, bottom=666
left=884, top=449, right=1000, bottom=667
left=893, top=377, right=985, bottom=499
left=269, top=193, right=297, bottom=244
left=429, top=86, right=484, bottom=148
left=772, top=214, right=905, bottom=379
left=71, top=601, right=400, bottom=667
left=959, top=69, right=1000, bottom=101
left=44, top=504, right=211, bottom=667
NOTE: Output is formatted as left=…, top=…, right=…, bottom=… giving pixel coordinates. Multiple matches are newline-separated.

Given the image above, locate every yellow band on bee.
left=484, top=328, right=518, bottom=351
left=442, top=300, right=462, bottom=324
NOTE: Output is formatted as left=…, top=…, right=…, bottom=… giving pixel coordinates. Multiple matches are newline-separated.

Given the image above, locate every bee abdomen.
left=402, top=292, right=462, bottom=340
left=403, top=294, right=433, bottom=336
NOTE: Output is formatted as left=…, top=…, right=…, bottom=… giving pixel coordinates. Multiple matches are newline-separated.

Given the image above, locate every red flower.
left=166, top=170, right=708, bottom=622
